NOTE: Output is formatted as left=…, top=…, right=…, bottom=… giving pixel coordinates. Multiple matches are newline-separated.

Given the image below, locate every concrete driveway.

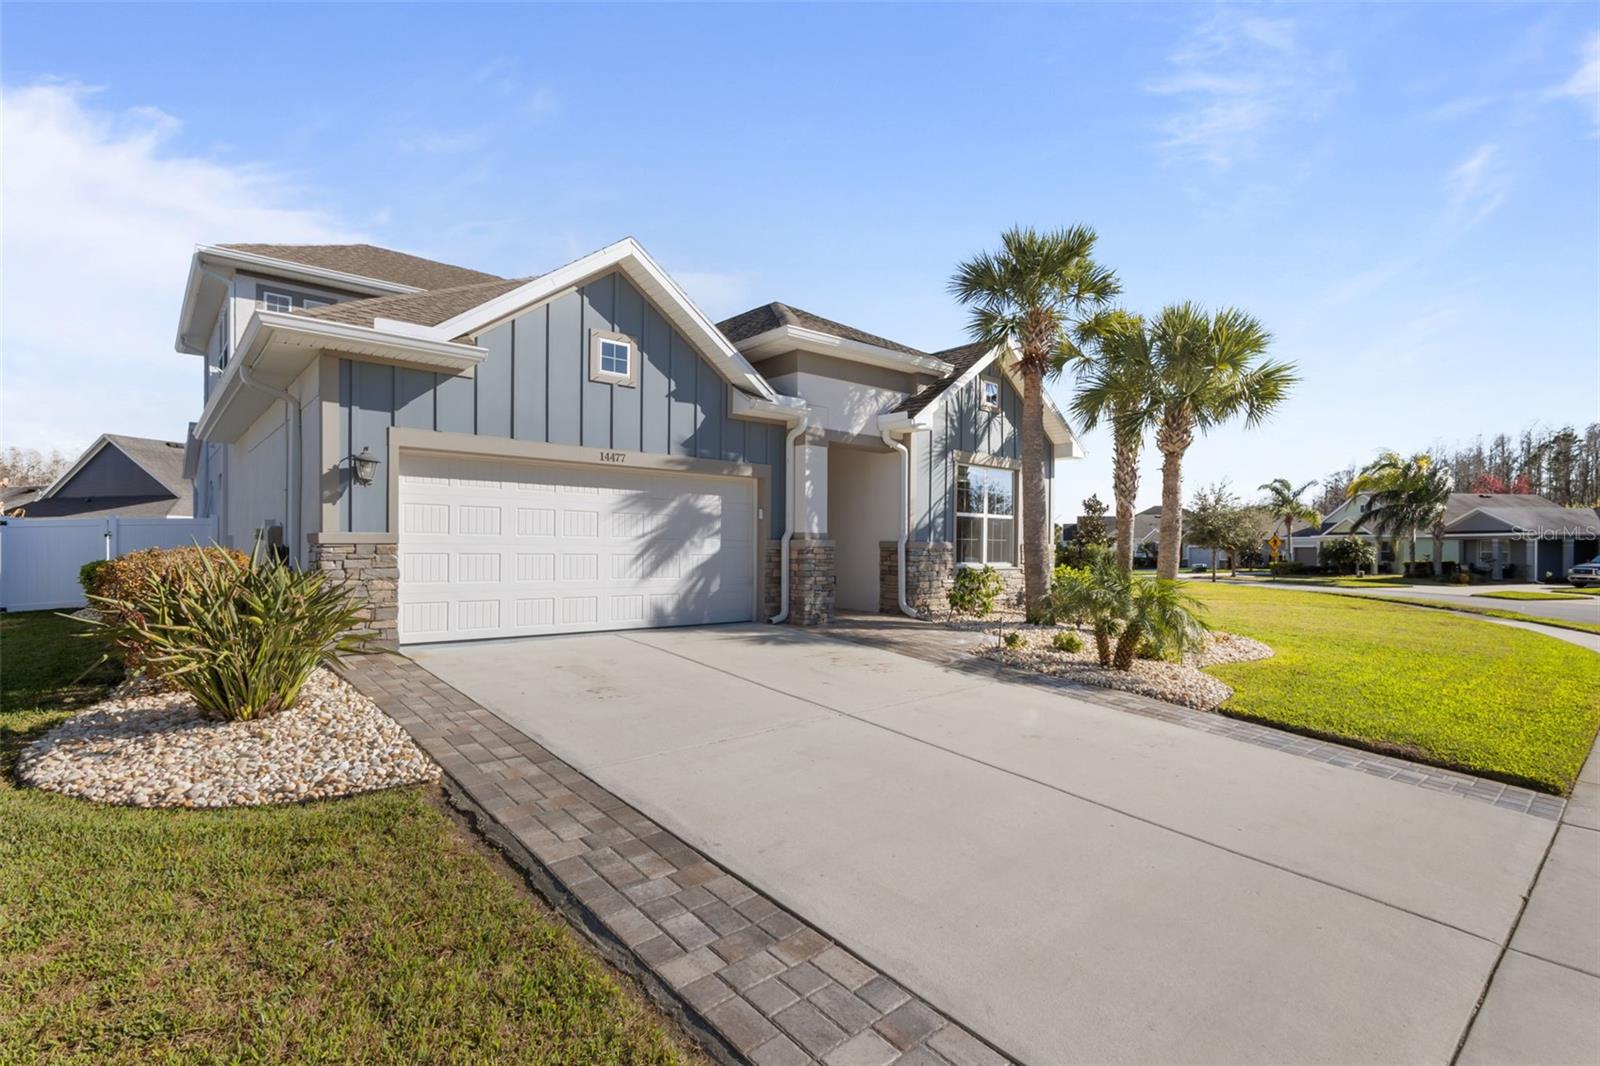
left=411, top=625, right=1560, bottom=1064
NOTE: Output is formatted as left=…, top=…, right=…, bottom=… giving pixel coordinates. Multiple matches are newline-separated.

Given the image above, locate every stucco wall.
left=828, top=445, right=901, bottom=612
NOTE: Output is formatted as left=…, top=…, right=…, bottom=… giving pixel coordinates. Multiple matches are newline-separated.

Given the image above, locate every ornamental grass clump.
left=88, top=548, right=370, bottom=721
left=84, top=545, right=251, bottom=674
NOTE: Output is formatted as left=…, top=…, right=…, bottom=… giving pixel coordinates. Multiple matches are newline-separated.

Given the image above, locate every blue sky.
left=3, top=3, right=1596, bottom=516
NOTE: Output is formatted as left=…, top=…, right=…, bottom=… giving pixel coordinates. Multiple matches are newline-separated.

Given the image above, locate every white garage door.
left=397, top=452, right=756, bottom=644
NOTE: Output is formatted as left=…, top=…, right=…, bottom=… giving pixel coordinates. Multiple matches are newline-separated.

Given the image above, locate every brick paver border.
left=339, top=653, right=1012, bottom=1066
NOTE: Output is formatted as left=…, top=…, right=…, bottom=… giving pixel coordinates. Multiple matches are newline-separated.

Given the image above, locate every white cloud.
left=1444, top=143, right=1508, bottom=227
left=1146, top=11, right=1344, bottom=169
left=0, top=82, right=359, bottom=454
left=1550, top=30, right=1600, bottom=134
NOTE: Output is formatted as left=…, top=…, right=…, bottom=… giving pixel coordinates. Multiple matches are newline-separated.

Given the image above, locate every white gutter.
left=238, top=364, right=301, bottom=566
left=768, top=413, right=809, bottom=624
left=878, top=413, right=920, bottom=619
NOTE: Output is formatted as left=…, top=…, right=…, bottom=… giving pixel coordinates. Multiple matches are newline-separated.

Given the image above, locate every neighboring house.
left=5, top=435, right=192, bottom=518
left=1079, top=506, right=1209, bottom=568
left=1297, top=493, right=1600, bottom=579
left=174, top=239, right=1084, bottom=646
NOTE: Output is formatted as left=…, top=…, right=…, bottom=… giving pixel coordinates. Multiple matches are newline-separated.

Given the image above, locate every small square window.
left=590, top=331, right=637, bottom=386
left=981, top=380, right=1000, bottom=410
left=600, top=340, right=630, bottom=375
left=261, top=291, right=293, bottom=313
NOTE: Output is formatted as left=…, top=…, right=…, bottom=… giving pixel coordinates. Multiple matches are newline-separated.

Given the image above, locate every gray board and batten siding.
left=337, top=270, right=788, bottom=534
left=914, top=364, right=1053, bottom=543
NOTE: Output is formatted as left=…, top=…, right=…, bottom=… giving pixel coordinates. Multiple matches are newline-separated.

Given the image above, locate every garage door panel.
left=399, top=453, right=756, bottom=644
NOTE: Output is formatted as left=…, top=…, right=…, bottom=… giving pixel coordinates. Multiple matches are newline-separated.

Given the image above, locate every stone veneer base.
left=309, top=534, right=399, bottom=650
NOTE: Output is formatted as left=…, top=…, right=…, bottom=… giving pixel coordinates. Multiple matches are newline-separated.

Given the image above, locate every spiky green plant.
left=1111, top=578, right=1210, bottom=669
left=1048, top=555, right=1131, bottom=666
left=87, top=549, right=370, bottom=721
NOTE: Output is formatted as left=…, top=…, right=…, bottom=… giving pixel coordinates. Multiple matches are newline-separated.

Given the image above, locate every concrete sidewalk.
left=411, top=624, right=1574, bottom=1064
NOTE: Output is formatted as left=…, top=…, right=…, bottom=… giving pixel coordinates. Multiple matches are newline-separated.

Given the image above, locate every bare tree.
left=0, top=446, right=71, bottom=488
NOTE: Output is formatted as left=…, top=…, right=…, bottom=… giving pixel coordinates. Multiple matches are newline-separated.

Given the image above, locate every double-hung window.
left=956, top=463, right=1016, bottom=566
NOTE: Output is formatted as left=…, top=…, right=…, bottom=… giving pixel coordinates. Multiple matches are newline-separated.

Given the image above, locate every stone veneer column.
left=761, top=542, right=782, bottom=621
left=308, top=533, right=399, bottom=650
left=787, top=534, right=835, bottom=625
left=879, top=541, right=955, bottom=616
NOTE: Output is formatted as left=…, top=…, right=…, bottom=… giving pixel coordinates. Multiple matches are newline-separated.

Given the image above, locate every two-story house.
left=174, top=238, right=1083, bottom=646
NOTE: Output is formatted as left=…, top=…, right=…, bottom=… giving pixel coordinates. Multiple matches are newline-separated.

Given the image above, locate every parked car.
left=1569, top=560, right=1600, bottom=588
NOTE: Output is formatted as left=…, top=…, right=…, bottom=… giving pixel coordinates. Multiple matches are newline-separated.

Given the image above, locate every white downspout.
left=769, top=415, right=808, bottom=624
left=238, top=363, right=301, bottom=567
left=880, top=426, right=918, bottom=618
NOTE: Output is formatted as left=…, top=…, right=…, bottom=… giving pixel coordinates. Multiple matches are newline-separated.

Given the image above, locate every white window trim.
left=260, top=289, right=295, bottom=313
left=589, top=329, right=637, bottom=387
left=955, top=462, right=1018, bottom=568
left=980, top=379, right=1000, bottom=411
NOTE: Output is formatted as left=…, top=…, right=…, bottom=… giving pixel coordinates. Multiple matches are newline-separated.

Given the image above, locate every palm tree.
left=1069, top=310, right=1159, bottom=573
left=1349, top=452, right=1454, bottom=576
left=951, top=227, right=1120, bottom=620
left=1049, top=555, right=1129, bottom=666
left=1111, top=577, right=1209, bottom=670
left=1148, top=303, right=1297, bottom=580
left=1259, top=477, right=1320, bottom=567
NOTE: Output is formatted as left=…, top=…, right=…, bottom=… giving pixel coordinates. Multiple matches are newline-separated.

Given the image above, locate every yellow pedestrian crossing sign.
left=1268, top=533, right=1282, bottom=561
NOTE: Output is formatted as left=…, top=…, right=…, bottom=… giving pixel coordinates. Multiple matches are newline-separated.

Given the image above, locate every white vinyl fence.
left=0, top=515, right=220, bottom=612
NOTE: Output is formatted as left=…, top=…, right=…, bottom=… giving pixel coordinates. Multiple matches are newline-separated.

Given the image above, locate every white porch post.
left=1490, top=538, right=1503, bottom=581
left=1525, top=538, right=1538, bottom=583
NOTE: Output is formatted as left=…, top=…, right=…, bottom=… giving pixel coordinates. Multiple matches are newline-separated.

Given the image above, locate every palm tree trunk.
left=1018, top=361, right=1051, bottom=622
left=1112, top=624, right=1141, bottom=670
left=1111, top=430, right=1138, bottom=573
left=1155, top=410, right=1192, bottom=581
left=1094, top=625, right=1111, bottom=666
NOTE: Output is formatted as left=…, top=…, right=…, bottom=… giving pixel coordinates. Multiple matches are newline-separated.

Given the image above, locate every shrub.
left=1319, top=536, right=1374, bottom=576
left=948, top=565, right=1005, bottom=617
left=88, top=546, right=251, bottom=674
left=1002, top=630, right=1025, bottom=649
left=1042, top=565, right=1091, bottom=624
left=87, top=549, right=369, bottom=721
left=1050, top=630, right=1083, bottom=653
left=1111, top=579, right=1209, bottom=669
left=77, top=559, right=111, bottom=598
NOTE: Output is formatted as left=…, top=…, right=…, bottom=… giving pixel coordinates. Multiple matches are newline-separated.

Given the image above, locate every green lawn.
left=1368, top=595, right=1600, bottom=636
left=0, top=612, right=697, bottom=1064
left=1187, top=585, right=1600, bottom=794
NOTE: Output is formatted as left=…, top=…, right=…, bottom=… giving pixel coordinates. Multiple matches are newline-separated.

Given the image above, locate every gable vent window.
left=589, top=330, right=637, bottom=387
left=981, top=379, right=1000, bottom=411
left=261, top=290, right=293, bottom=313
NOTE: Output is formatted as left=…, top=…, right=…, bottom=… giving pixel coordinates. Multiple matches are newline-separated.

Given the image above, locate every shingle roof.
left=890, top=341, right=992, bottom=415
left=102, top=435, right=190, bottom=501
left=219, top=243, right=503, bottom=290
left=294, top=277, right=529, bottom=332
left=717, top=302, right=928, bottom=358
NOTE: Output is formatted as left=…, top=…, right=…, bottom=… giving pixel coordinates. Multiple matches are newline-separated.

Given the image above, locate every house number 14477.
left=600, top=452, right=627, bottom=464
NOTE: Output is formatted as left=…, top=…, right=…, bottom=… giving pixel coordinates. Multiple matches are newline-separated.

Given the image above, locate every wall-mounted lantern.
left=349, top=446, right=381, bottom=486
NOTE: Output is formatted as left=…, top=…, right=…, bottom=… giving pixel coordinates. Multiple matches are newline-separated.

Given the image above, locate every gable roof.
left=296, top=277, right=529, bottom=329
left=891, top=341, right=990, bottom=415
left=218, top=243, right=502, bottom=290
left=23, top=434, right=193, bottom=517
left=718, top=302, right=928, bottom=358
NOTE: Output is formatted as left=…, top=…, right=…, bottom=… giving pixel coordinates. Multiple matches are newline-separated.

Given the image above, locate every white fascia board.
left=39, top=435, right=113, bottom=499
left=194, top=312, right=486, bottom=442
left=196, top=246, right=421, bottom=296
left=174, top=246, right=423, bottom=357
left=738, top=325, right=955, bottom=376
left=426, top=237, right=778, bottom=402
left=730, top=389, right=808, bottom=425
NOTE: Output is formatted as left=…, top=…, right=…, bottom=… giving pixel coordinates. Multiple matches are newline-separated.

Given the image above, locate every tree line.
left=1313, top=423, right=1600, bottom=514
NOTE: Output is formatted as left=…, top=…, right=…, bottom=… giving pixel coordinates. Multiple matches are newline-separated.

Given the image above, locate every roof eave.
left=734, top=324, right=955, bottom=375
left=194, top=312, right=486, bottom=443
